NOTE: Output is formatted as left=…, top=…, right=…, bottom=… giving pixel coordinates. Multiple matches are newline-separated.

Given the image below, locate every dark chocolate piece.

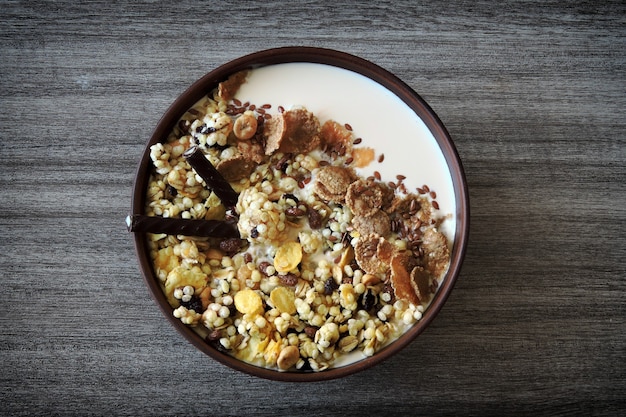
left=183, top=146, right=239, bottom=207
left=126, top=214, right=239, bottom=238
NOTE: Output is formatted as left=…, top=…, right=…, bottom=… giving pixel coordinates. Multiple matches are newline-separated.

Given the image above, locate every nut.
left=277, top=345, right=300, bottom=370
left=361, top=273, right=381, bottom=286
left=338, top=335, right=358, bottom=353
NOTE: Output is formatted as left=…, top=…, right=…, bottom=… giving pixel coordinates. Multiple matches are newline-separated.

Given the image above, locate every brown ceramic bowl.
left=130, top=47, right=469, bottom=381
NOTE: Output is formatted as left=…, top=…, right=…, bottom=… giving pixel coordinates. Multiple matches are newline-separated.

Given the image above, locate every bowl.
left=129, top=47, right=469, bottom=381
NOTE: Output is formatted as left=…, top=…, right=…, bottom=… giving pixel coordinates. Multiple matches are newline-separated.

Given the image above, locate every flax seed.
left=353, top=137, right=362, bottom=144
left=344, top=123, right=353, bottom=131
left=430, top=191, right=437, bottom=199
left=374, top=171, right=381, bottom=180
left=378, top=153, right=385, bottom=163
left=432, top=200, right=440, bottom=210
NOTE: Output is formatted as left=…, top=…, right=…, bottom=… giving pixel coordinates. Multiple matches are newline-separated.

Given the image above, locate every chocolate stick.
left=126, top=214, right=240, bottom=238
left=184, top=146, right=239, bottom=207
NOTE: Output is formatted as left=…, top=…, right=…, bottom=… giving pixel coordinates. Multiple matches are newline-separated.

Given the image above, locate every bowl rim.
left=130, top=46, right=470, bottom=382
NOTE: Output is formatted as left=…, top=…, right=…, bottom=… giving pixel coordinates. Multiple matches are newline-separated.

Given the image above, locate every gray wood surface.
left=1, top=1, right=624, bottom=416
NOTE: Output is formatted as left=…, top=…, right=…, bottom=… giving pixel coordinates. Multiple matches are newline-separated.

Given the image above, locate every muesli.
left=140, top=70, right=451, bottom=371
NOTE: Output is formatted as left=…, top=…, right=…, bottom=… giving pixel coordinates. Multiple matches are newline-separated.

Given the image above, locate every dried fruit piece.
left=351, top=147, right=375, bottom=168
left=320, top=120, right=353, bottom=155
left=233, top=111, right=258, bottom=140
left=270, top=287, right=296, bottom=315
left=274, top=241, right=303, bottom=273
left=360, top=289, right=378, bottom=311
left=234, top=288, right=264, bottom=315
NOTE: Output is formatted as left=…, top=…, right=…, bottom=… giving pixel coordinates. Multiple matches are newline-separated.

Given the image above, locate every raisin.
left=307, top=207, right=323, bottom=229
left=324, top=277, right=338, bottom=295
left=299, top=360, right=313, bottom=372
left=283, top=193, right=299, bottom=204
left=208, top=339, right=229, bottom=353
left=382, top=282, right=396, bottom=304
left=219, top=238, right=244, bottom=255
left=258, top=261, right=273, bottom=276
left=285, top=207, right=306, bottom=217
left=279, top=273, right=299, bottom=286
left=304, top=326, right=319, bottom=338
left=165, top=184, right=178, bottom=199
left=206, top=329, right=222, bottom=341
left=178, top=119, right=191, bottom=134
left=196, top=124, right=216, bottom=134
left=360, top=289, right=378, bottom=311
left=181, top=295, right=204, bottom=313
left=225, top=208, right=239, bottom=222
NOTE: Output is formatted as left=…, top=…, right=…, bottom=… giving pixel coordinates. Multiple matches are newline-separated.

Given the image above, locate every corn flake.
left=270, top=287, right=296, bottom=315
left=274, top=241, right=303, bottom=273
left=234, top=288, right=264, bottom=315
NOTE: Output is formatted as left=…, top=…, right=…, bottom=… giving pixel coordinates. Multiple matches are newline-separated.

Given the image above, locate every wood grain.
left=1, top=1, right=624, bottom=416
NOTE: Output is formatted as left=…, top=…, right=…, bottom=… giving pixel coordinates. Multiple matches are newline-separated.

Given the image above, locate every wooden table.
left=1, top=1, right=624, bottom=415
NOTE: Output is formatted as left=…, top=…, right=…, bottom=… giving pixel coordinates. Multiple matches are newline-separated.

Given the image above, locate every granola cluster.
left=144, top=71, right=451, bottom=372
